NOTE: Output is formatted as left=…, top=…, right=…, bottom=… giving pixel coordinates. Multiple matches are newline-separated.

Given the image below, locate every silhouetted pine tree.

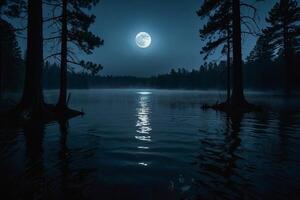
left=0, top=20, right=23, bottom=95
left=247, top=33, right=274, bottom=64
left=197, top=1, right=232, bottom=60
left=198, top=0, right=260, bottom=110
left=231, top=0, right=245, bottom=107
left=0, top=0, right=26, bottom=98
left=245, top=33, right=279, bottom=89
left=16, top=0, right=46, bottom=119
left=264, top=0, right=300, bottom=94
left=197, top=0, right=232, bottom=102
left=45, top=0, right=103, bottom=111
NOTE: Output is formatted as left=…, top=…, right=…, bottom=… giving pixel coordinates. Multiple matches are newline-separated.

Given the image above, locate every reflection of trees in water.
left=22, top=121, right=46, bottom=199
left=57, top=120, right=89, bottom=200
left=58, top=120, right=71, bottom=200
left=0, top=120, right=93, bottom=200
left=250, top=111, right=292, bottom=162
left=194, top=113, right=254, bottom=199
left=272, top=112, right=300, bottom=199
left=194, top=111, right=300, bottom=199
left=277, top=112, right=296, bottom=162
left=0, top=121, right=46, bottom=199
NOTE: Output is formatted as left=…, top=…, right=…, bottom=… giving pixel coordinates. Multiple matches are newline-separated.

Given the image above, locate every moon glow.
left=136, top=32, right=151, bottom=48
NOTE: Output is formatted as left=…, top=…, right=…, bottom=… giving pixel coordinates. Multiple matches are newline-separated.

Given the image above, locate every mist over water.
left=1, top=89, right=300, bottom=199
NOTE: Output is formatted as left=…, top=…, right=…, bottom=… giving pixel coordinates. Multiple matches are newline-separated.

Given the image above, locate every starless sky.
left=18, top=0, right=278, bottom=77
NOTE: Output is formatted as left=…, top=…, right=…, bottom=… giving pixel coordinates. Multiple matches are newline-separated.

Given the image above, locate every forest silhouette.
left=0, top=1, right=300, bottom=200
left=0, top=0, right=299, bottom=117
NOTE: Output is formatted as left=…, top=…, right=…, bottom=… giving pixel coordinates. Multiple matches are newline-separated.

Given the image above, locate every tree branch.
left=44, top=35, right=61, bottom=41
left=44, top=53, right=61, bottom=61
left=240, top=3, right=257, bottom=18
left=43, top=15, right=62, bottom=23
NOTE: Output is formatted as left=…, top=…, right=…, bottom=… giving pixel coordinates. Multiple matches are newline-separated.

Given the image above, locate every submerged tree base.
left=0, top=103, right=84, bottom=126
left=202, top=100, right=262, bottom=114
left=52, top=104, right=84, bottom=120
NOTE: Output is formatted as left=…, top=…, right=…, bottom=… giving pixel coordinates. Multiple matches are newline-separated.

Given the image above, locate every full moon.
left=135, top=32, right=151, bottom=48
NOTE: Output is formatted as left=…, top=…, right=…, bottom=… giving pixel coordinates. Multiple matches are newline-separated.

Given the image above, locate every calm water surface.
left=0, top=89, right=300, bottom=200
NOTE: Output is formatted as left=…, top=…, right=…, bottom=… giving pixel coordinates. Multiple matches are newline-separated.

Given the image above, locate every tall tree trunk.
left=0, top=33, right=2, bottom=99
left=0, top=17, right=3, bottom=99
left=283, top=13, right=291, bottom=96
left=226, top=25, right=231, bottom=103
left=18, top=0, right=44, bottom=118
left=230, top=0, right=247, bottom=106
left=57, top=0, right=68, bottom=109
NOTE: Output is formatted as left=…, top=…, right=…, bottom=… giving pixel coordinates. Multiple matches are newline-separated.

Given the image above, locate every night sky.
left=89, top=0, right=277, bottom=76
left=90, top=0, right=204, bottom=76
left=15, top=0, right=278, bottom=76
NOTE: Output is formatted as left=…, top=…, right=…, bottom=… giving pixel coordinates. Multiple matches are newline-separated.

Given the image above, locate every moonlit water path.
left=136, top=91, right=152, bottom=167
left=0, top=89, right=300, bottom=199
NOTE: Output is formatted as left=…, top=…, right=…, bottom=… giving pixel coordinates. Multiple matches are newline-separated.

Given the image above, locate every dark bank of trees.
left=0, top=0, right=299, bottom=118
left=0, top=0, right=102, bottom=121
left=246, top=0, right=300, bottom=92
left=42, top=52, right=300, bottom=91
left=264, top=0, right=300, bottom=95
left=0, top=0, right=25, bottom=98
left=197, top=0, right=300, bottom=111
left=197, top=0, right=261, bottom=110
left=0, top=19, right=24, bottom=97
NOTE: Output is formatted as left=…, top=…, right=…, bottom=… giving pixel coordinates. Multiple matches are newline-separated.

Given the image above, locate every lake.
left=0, top=89, right=300, bottom=200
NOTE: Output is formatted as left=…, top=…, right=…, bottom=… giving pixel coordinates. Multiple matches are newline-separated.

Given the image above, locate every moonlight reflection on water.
left=135, top=91, right=152, bottom=167
left=135, top=91, right=152, bottom=138
left=1, top=89, right=300, bottom=199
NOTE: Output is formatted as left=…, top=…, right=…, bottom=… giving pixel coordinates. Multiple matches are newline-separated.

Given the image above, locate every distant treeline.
left=43, top=54, right=300, bottom=91
left=1, top=17, right=299, bottom=93
left=1, top=35, right=299, bottom=93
